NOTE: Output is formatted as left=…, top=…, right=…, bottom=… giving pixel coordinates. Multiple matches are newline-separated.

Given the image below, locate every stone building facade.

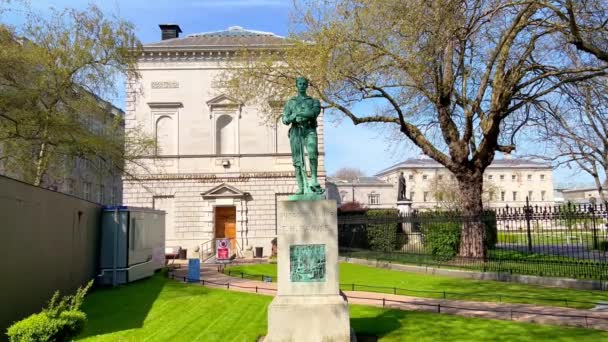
left=0, top=99, right=123, bottom=206
left=329, top=156, right=554, bottom=210
left=122, top=25, right=325, bottom=258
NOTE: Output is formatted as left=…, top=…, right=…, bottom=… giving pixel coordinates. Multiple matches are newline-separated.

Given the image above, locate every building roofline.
left=374, top=158, right=552, bottom=176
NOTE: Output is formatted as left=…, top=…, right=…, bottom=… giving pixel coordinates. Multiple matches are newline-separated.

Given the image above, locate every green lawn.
left=497, top=231, right=608, bottom=247
left=76, top=272, right=608, bottom=341
left=226, top=262, right=608, bottom=309
left=341, top=248, right=608, bottom=280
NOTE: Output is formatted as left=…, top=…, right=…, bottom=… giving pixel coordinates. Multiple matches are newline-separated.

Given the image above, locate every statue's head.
left=296, top=76, right=309, bottom=94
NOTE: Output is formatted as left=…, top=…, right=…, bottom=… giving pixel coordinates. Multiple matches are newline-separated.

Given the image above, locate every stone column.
left=265, top=200, right=353, bottom=342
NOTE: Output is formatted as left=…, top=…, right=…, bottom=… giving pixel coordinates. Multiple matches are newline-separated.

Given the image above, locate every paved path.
left=169, top=265, right=608, bottom=331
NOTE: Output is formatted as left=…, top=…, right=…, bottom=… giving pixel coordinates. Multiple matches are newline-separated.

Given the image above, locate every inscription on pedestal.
left=289, top=244, right=326, bottom=282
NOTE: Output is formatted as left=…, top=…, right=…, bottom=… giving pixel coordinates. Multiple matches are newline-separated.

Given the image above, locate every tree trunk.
left=34, top=141, right=49, bottom=187
left=456, top=172, right=486, bottom=259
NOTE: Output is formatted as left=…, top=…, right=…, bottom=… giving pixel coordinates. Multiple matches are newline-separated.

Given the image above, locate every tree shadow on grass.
left=76, top=273, right=167, bottom=339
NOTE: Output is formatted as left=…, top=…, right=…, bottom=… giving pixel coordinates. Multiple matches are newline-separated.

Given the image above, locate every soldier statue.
left=398, top=171, right=408, bottom=201
left=283, top=76, right=324, bottom=197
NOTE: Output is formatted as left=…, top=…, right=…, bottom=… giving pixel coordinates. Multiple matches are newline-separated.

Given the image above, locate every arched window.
left=216, top=114, right=235, bottom=154
left=156, top=116, right=175, bottom=155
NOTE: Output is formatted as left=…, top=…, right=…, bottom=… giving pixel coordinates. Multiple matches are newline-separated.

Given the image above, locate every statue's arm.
left=282, top=102, right=293, bottom=125
left=312, top=99, right=321, bottom=118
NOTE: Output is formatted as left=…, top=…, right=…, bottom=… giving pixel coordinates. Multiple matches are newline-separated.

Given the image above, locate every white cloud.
left=188, top=0, right=290, bottom=8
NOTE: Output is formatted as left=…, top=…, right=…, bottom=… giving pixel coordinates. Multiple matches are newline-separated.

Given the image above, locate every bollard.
left=443, top=291, right=446, bottom=299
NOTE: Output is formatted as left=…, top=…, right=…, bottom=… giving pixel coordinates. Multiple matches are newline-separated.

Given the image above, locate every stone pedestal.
left=396, top=200, right=422, bottom=250
left=266, top=200, right=352, bottom=342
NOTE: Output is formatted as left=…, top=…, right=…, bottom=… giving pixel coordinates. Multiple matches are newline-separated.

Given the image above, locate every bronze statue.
left=283, top=76, right=324, bottom=198
left=398, top=172, right=407, bottom=201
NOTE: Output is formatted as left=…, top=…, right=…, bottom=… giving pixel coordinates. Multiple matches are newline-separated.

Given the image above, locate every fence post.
left=352, top=284, right=355, bottom=291
left=525, top=197, right=533, bottom=252
left=437, top=304, right=441, bottom=313
left=591, top=206, right=599, bottom=250
left=382, top=298, right=385, bottom=308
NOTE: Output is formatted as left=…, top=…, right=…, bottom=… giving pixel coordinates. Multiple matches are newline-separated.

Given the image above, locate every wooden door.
left=215, top=207, right=236, bottom=253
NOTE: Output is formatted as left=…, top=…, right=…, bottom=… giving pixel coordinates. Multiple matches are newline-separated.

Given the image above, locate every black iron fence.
left=338, top=202, right=608, bottom=281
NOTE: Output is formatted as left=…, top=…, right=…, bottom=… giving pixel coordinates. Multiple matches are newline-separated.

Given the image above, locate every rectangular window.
left=438, top=175, right=443, bottom=181
left=368, top=193, right=380, bottom=205
left=410, top=192, right=415, bottom=201
left=512, top=191, right=517, bottom=201
left=528, top=191, right=533, bottom=201
left=541, top=190, right=546, bottom=201
left=540, top=174, right=545, bottom=181
left=489, top=191, right=495, bottom=201
left=500, top=175, right=505, bottom=181
left=423, top=192, right=429, bottom=202
left=66, top=179, right=75, bottom=195
left=527, top=174, right=532, bottom=181
left=408, top=175, right=414, bottom=181
left=512, top=174, right=516, bottom=181
left=488, top=175, right=493, bottom=180
left=501, top=191, right=505, bottom=201
left=83, top=182, right=92, bottom=201
left=423, top=175, right=428, bottom=180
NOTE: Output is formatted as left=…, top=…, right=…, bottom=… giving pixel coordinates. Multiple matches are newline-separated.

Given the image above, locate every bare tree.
left=332, top=167, right=366, bottom=181
left=225, top=0, right=607, bottom=258
left=544, top=0, right=608, bottom=63
left=533, top=78, right=608, bottom=202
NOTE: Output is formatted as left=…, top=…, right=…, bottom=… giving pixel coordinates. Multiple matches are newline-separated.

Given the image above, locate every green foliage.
left=599, top=241, right=608, bottom=253
left=0, top=3, right=153, bottom=186
left=365, top=209, right=401, bottom=252
left=421, top=219, right=461, bottom=258
left=418, top=211, right=497, bottom=257
left=6, top=280, right=92, bottom=341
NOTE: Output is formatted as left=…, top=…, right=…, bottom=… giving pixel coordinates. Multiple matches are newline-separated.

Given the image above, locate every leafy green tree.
left=223, top=0, right=607, bottom=258
left=0, top=3, right=153, bottom=187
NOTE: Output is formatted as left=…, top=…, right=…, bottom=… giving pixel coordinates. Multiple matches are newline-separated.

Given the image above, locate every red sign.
left=216, top=238, right=231, bottom=261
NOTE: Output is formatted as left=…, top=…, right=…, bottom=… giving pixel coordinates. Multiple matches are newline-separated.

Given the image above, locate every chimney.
left=159, top=24, right=182, bottom=40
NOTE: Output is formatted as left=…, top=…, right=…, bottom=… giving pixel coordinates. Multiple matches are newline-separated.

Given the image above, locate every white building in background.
left=561, top=187, right=608, bottom=204
left=122, top=25, right=325, bottom=258
left=328, top=156, right=554, bottom=210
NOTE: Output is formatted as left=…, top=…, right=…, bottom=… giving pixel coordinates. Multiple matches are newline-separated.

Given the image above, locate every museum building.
left=122, top=25, right=325, bottom=258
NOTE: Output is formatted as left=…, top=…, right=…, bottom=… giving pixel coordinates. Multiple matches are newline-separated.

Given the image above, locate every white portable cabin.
left=99, top=206, right=165, bottom=286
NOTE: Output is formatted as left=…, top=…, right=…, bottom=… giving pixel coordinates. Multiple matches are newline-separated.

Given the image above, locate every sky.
left=2, top=0, right=595, bottom=187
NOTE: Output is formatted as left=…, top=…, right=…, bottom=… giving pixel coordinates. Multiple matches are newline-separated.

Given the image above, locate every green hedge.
left=7, top=281, right=92, bottom=342
left=418, top=210, right=497, bottom=257
left=366, top=209, right=401, bottom=252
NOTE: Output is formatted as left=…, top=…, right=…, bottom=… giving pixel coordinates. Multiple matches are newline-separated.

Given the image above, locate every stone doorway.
left=214, top=206, right=236, bottom=253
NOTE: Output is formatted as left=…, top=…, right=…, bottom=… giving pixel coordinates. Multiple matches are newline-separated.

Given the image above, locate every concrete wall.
left=0, top=175, right=101, bottom=336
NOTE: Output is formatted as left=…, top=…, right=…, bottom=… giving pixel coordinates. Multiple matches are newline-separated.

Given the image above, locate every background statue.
left=398, top=172, right=407, bottom=201
left=283, top=76, right=324, bottom=197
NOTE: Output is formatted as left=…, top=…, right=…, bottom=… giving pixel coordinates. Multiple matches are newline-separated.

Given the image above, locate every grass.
left=226, top=262, right=608, bottom=309
left=76, top=272, right=608, bottom=341
left=497, top=231, right=608, bottom=247
left=341, top=248, right=608, bottom=280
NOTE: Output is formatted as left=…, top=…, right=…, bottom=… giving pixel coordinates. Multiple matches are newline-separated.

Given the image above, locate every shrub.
left=365, top=209, right=401, bottom=252
left=599, top=240, right=608, bottom=253
left=421, top=219, right=461, bottom=258
left=7, top=280, right=92, bottom=342
left=418, top=210, right=497, bottom=257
